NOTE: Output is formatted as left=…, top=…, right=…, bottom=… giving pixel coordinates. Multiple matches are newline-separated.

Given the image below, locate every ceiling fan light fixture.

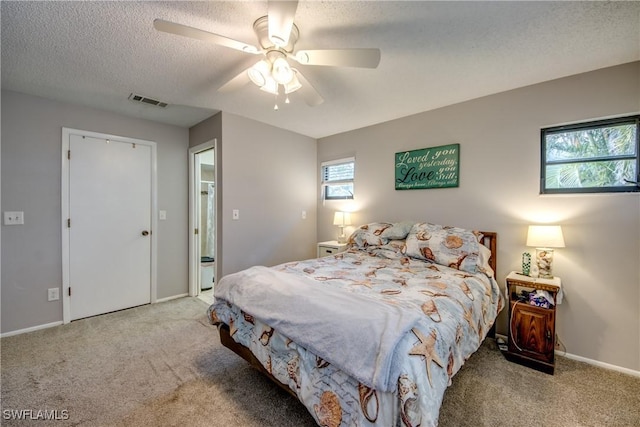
left=248, top=60, right=271, bottom=87
left=271, top=57, right=294, bottom=85
left=260, top=76, right=279, bottom=95
left=284, top=71, right=302, bottom=94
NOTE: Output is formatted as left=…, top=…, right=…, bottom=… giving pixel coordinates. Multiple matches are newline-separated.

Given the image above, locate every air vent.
left=128, top=93, right=168, bottom=108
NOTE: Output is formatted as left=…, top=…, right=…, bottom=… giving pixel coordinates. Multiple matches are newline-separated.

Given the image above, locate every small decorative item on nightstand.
left=522, top=252, right=531, bottom=276
left=317, top=240, right=348, bottom=258
left=504, top=271, right=562, bottom=374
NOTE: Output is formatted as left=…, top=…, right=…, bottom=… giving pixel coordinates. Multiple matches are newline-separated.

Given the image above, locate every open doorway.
left=189, top=140, right=216, bottom=304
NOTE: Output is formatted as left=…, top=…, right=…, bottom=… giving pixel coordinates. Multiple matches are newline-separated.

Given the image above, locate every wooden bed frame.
left=216, top=231, right=497, bottom=398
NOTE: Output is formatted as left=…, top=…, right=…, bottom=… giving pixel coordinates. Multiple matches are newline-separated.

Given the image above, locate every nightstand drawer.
left=318, top=246, right=338, bottom=257
left=317, top=241, right=348, bottom=258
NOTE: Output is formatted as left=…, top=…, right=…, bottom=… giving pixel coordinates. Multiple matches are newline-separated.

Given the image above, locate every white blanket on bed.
left=214, top=266, right=421, bottom=392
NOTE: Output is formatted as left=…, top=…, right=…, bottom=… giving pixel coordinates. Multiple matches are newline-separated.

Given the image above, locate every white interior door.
left=67, top=133, right=152, bottom=320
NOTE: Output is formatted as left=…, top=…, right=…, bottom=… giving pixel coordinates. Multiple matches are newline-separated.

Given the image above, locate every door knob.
left=141, top=230, right=150, bottom=236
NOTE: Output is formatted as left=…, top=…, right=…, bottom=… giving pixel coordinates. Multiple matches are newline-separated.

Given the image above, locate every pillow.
left=379, top=221, right=415, bottom=240
left=477, top=244, right=495, bottom=278
left=404, top=223, right=482, bottom=273
left=348, top=223, right=393, bottom=248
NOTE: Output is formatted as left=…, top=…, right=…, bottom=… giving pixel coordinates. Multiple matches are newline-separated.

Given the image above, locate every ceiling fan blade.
left=293, top=70, right=324, bottom=106
left=293, top=48, right=381, bottom=68
left=153, top=19, right=260, bottom=54
left=268, top=0, right=298, bottom=47
left=217, top=68, right=252, bottom=93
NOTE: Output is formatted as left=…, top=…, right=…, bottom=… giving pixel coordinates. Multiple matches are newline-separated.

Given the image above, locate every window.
left=321, top=157, right=355, bottom=200
left=541, top=115, right=640, bottom=194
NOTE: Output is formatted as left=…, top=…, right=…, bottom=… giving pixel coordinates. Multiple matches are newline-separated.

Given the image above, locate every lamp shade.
left=248, top=60, right=271, bottom=87
left=259, top=76, right=279, bottom=95
left=271, top=57, right=294, bottom=85
left=284, top=71, right=302, bottom=94
left=333, top=211, right=352, bottom=226
left=343, top=212, right=352, bottom=226
left=526, top=225, right=565, bottom=248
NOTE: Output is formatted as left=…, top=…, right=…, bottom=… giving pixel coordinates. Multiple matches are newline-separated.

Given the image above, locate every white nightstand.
left=317, top=241, right=348, bottom=257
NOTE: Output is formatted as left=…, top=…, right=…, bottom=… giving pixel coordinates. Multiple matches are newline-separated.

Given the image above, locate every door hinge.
left=67, top=218, right=71, bottom=228
left=68, top=150, right=71, bottom=160
left=194, top=228, right=199, bottom=235
left=68, top=287, right=71, bottom=297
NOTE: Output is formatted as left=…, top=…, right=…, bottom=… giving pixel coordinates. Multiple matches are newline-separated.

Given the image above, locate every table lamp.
left=526, top=225, right=565, bottom=279
left=333, top=211, right=352, bottom=243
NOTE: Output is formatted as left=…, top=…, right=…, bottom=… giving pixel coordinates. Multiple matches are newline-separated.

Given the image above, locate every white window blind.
left=321, top=157, right=355, bottom=200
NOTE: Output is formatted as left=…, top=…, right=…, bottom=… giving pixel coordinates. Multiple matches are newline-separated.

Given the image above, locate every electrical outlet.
left=48, top=288, right=60, bottom=301
left=232, top=209, right=239, bottom=220
left=4, top=211, right=24, bottom=225
left=301, top=210, right=307, bottom=219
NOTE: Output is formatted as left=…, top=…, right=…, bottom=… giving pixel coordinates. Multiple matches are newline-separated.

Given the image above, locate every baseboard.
left=2, top=296, right=191, bottom=338
left=1, top=321, right=63, bottom=338
left=494, top=333, right=639, bottom=378
left=558, top=350, right=640, bottom=378
left=155, top=293, right=189, bottom=303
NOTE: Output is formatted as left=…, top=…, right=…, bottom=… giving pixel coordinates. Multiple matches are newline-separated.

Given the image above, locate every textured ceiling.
left=2, top=1, right=639, bottom=139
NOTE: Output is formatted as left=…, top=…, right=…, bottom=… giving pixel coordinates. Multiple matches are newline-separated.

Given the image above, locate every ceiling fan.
left=153, top=0, right=381, bottom=108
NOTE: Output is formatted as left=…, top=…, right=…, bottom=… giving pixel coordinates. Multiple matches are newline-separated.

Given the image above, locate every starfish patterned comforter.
left=208, top=222, right=504, bottom=427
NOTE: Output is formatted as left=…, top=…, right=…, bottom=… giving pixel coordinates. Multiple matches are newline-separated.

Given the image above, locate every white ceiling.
left=2, top=1, right=639, bottom=139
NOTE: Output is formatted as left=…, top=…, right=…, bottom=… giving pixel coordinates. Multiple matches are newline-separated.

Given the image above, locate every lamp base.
left=336, top=225, right=348, bottom=244
left=535, top=248, right=555, bottom=279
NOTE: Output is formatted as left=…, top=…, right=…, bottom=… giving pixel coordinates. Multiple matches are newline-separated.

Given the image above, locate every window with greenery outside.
left=541, top=116, right=639, bottom=193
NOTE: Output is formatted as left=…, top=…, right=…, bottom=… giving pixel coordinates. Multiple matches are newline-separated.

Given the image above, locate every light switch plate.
left=48, top=288, right=60, bottom=301
left=4, top=211, right=24, bottom=225
left=159, top=210, right=167, bottom=220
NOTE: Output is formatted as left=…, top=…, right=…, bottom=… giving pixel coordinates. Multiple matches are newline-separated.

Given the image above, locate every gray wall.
left=317, top=62, right=640, bottom=371
left=1, top=90, right=189, bottom=334
left=189, top=112, right=318, bottom=277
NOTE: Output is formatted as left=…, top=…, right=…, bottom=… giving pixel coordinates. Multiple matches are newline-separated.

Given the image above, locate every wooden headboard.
left=479, top=231, right=497, bottom=273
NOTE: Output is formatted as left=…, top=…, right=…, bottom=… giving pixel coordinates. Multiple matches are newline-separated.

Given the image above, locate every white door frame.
left=188, top=139, right=217, bottom=297
left=61, top=127, right=158, bottom=324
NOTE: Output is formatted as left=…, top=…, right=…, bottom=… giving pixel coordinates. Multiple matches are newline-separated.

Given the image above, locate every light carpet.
left=1, top=297, right=638, bottom=426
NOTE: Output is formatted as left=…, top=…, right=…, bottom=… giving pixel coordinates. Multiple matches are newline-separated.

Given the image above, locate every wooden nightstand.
left=504, top=271, right=561, bottom=374
left=317, top=241, right=348, bottom=257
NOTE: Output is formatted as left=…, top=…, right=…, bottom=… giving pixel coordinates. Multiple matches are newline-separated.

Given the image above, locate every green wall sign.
left=395, top=144, right=460, bottom=190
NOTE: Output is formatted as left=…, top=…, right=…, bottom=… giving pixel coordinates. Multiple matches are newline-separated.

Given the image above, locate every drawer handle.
left=326, top=249, right=333, bottom=253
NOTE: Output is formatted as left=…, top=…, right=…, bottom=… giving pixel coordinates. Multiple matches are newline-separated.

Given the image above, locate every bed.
left=208, top=222, right=503, bottom=427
